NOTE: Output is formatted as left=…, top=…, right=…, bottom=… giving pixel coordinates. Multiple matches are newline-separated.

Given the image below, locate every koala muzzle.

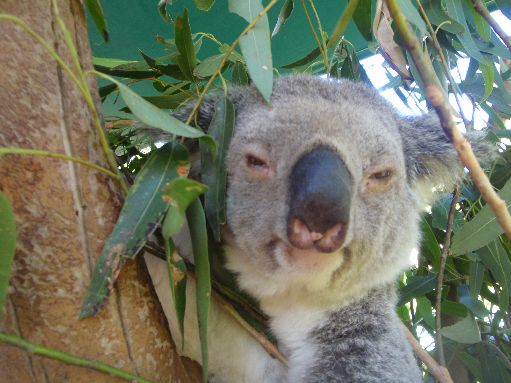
left=287, top=147, right=353, bottom=253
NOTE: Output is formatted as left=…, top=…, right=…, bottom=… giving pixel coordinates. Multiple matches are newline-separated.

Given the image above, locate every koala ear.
left=399, top=113, right=495, bottom=201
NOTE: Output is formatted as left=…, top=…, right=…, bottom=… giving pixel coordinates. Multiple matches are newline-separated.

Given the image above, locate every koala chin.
left=144, top=75, right=494, bottom=383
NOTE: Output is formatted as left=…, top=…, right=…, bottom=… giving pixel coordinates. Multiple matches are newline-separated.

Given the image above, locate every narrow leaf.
left=85, top=0, right=109, bottom=42
left=282, top=46, right=321, bottom=68
left=440, top=314, right=481, bottom=344
left=175, top=9, right=197, bottom=81
left=164, top=237, right=187, bottom=347
left=423, top=0, right=465, bottom=34
left=201, top=97, right=235, bottom=242
left=0, top=191, right=16, bottom=318
left=353, top=0, right=372, bottom=41
left=229, top=0, right=273, bottom=102
left=396, top=0, right=427, bottom=35
left=452, top=178, right=511, bottom=255
left=469, top=259, right=485, bottom=298
left=458, top=284, right=489, bottom=318
left=158, top=0, right=172, bottom=23
left=398, top=275, right=436, bottom=306
left=186, top=199, right=211, bottom=382
left=162, top=178, right=208, bottom=239
left=431, top=194, right=464, bottom=232
left=95, top=72, right=216, bottom=155
left=232, top=61, right=249, bottom=85
left=481, top=342, right=511, bottom=383
left=479, top=61, right=495, bottom=102
left=194, top=54, right=227, bottom=78
left=272, top=0, right=294, bottom=37
left=79, top=143, right=189, bottom=318
left=416, top=296, right=435, bottom=329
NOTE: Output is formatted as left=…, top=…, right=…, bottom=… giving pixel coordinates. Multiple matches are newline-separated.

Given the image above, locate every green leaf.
left=272, top=0, right=294, bottom=37
left=94, top=57, right=156, bottom=79
left=353, top=0, right=372, bottom=41
left=282, top=46, right=321, bottom=68
left=195, top=0, right=215, bottom=11
left=398, top=275, right=436, bottom=307
left=164, top=237, right=187, bottom=347
left=423, top=0, right=465, bottom=34
left=232, top=61, right=249, bottom=85
left=481, top=342, right=511, bottom=382
left=420, top=217, right=441, bottom=269
left=469, top=259, right=485, bottom=298
left=396, top=0, right=427, bottom=36
left=229, top=0, right=273, bottom=102
left=162, top=178, right=208, bottom=239
left=441, top=300, right=468, bottom=317
left=201, top=97, right=235, bottom=242
left=440, top=314, right=481, bottom=344
left=194, top=54, right=226, bottom=78
left=95, top=72, right=216, bottom=155
left=461, top=79, right=511, bottom=114
left=85, top=0, right=109, bottom=42
left=452, top=178, right=511, bottom=255
left=0, top=191, right=16, bottom=319
left=186, top=199, right=211, bottom=382
left=175, top=9, right=197, bottom=81
left=143, top=94, right=193, bottom=110
left=158, top=0, right=172, bottom=23
left=458, top=284, right=490, bottom=319
left=479, top=61, right=495, bottom=102
left=457, top=350, right=483, bottom=381
left=477, top=241, right=511, bottom=319
left=79, top=143, right=189, bottom=318
left=416, top=296, right=435, bottom=329
left=445, top=0, right=485, bottom=63
left=431, top=194, right=464, bottom=232
left=466, top=0, right=490, bottom=42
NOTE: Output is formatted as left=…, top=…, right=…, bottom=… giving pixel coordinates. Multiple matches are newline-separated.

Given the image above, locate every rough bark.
left=0, top=1, right=201, bottom=382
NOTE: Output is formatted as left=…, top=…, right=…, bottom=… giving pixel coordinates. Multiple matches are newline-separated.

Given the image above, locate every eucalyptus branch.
left=327, top=0, right=360, bottom=49
left=472, top=0, right=511, bottom=52
left=385, top=0, right=511, bottom=240
left=403, top=327, right=454, bottom=383
left=301, top=0, right=328, bottom=72
left=185, top=0, right=279, bottom=126
left=415, top=0, right=469, bottom=127
left=435, top=189, right=460, bottom=367
left=0, top=147, right=124, bottom=189
left=0, top=332, right=155, bottom=383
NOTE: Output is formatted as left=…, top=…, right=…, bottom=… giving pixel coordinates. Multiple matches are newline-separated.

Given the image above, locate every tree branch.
left=385, top=0, right=511, bottom=240
left=404, top=326, right=454, bottom=383
left=0, top=332, right=155, bottom=383
left=435, top=189, right=460, bottom=366
left=472, top=0, right=511, bottom=52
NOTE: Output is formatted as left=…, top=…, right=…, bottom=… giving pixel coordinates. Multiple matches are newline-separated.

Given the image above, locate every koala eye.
left=244, top=153, right=273, bottom=179
left=369, top=169, right=393, bottom=180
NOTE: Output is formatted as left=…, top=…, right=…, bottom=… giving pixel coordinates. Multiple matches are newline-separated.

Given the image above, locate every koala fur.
left=144, top=75, right=493, bottom=382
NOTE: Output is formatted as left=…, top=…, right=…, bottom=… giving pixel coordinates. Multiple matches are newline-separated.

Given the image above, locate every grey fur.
left=141, top=75, right=495, bottom=382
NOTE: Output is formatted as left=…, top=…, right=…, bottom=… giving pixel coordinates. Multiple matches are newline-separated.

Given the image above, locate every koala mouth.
left=269, top=238, right=344, bottom=270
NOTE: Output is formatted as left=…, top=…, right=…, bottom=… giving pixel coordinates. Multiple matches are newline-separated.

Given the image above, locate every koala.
left=144, top=75, right=492, bottom=382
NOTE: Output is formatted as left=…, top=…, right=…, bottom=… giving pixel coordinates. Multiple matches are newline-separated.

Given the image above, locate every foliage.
left=1, top=0, right=511, bottom=382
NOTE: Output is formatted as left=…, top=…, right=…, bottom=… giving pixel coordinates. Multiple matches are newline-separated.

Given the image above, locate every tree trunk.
left=0, top=1, right=201, bottom=382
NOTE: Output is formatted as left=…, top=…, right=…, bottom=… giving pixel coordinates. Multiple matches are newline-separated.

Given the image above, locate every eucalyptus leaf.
left=282, top=46, right=321, bottom=69
left=353, top=0, right=372, bottom=41
left=458, top=284, right=489, bottom=319
left=452, top=178, right=511, bottom=255
left=440, top=314, right=481, bottom=344
left=423, top=0, right=464, bottom=34
left=481, top=342, right=511, bottom=382
left=0, top=191, right=16, bottom=319
left=396, top=0, right=427, bottom=36
left=232, top=61, right=249, bottom=85
left=186, top=199, right=211, bottom=382
left=479, top=61, right=495, bottom=102
left=95, top=72, right=216, bottom=155
left=195, top=0, right=215, bottom=11
left=194, top=54, right=227, bottom=78
left=164, top=237, right=187, bottom=347
left=201, top=97, right=235, bottom=242
left=415, top=296, right=435, bottom=329
left=79, top=143, right=190, bottom=318
left=162, top=178, right=208, bottom=239
left=398, top=275, right=436, bottom=307
left=272, top=0, right=294, bottom=37
left=431, top=194, right=464, bottom=232
left=229, top=0, right=273, bottom=102
left=175, top=9, right=197, bottom=81
left=85, top=0, right=109, bottom=42
left=469, top=259, right=485, bottom=298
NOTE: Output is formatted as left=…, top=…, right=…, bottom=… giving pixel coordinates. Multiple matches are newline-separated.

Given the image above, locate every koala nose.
left=287, top=147, right=353, bottom=253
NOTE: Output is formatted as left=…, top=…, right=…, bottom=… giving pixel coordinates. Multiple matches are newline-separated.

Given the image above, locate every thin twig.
left=327, top=0, right=360, bottom=49
left=301, top=0, right=328, bottom=72
left=0, top=147, right=122, bottom=183
left=0, top=332, right=155, bottom=383
left=415, top=0, right=469, bottom=127
left=404, top=327, right=454, bottom=383
left=385, top=0, right=511, bottom=240
left=185, top=0, right=278, bottom=126
left=435, top=189, right=460, bottom=367
left=472, top=0, right=511, bottom=52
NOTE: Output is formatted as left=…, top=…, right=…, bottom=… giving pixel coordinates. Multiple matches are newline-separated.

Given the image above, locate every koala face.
left=166, top=75, right=491, bottom=308
left=222, top=76, right=421, bottom=304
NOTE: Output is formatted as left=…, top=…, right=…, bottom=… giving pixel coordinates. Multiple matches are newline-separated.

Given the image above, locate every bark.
left=0, top=1, right=201, bottom=382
